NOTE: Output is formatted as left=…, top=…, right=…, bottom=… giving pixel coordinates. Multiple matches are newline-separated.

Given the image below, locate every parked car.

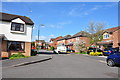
left=31, top=49, right=38, bottom=56
left=67, top=49, right=75, bottom=53
left=106, top=52, right=120, bottom=67
left=103, top=48, right=119, bottom=56
left=87, top=48, right=103, bottom=55
left=54, top=45, right=67, bottom=53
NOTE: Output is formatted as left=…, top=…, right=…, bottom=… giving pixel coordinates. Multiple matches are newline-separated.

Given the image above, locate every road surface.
left=2, top=53, right=119, bottom=78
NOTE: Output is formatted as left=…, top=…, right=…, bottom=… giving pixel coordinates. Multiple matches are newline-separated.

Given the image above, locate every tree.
left=73, top=40, right=86, bottom=53
left=86, top=22, right=105, bottom=47
left=31, top=42, right=35, bottom=47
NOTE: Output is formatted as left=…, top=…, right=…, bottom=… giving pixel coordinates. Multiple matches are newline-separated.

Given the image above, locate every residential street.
left=2, top=52, right=118, bottom=78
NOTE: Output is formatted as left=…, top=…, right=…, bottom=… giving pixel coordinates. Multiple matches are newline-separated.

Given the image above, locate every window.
left=103, top=34, right=110, bottom=39
left=76, top=37, right=79, bottom=40
left=7, top=41, right=25, bottom=51
left=11, top=22, right=24, bottom=32
left=68, top=39, right=70, bottom=42
left=50, top=41, right=53, bottom=43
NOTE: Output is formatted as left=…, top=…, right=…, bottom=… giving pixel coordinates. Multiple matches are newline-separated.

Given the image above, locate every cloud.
left=32, top=34, right=55, bottom=42
left=68, top=3, right=117, bottom=17
left=41, top=26, right=45, bottom=28
left=68, top=5, right=100, bottom=17
left=48, top=21, right=72, bottom=28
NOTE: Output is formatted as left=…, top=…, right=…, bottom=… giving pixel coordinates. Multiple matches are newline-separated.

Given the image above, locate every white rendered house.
left=0, top=12, right=34, bottom=57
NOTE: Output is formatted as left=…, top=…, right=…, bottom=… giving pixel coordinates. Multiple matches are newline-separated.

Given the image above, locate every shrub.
left=10, top=52, right=25, bottom=57
left=50, top=46, right=54, bottom=51
left=9, top=52, right=27, bottom=60
left=90, top=52, right=103, bottom=56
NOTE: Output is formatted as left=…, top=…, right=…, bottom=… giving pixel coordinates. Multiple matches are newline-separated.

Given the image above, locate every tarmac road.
left=2, top=53, right=118, bottom=78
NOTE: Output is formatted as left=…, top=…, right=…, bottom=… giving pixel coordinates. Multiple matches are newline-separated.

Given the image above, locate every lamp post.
left=38, top=24, right=44, bottom=49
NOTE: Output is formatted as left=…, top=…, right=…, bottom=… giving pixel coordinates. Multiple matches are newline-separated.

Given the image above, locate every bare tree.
left=73, top=40, right=86, bottom=53
left=86, top=22, right=105, bottom=46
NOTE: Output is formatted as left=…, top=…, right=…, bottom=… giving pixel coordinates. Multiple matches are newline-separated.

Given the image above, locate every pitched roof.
left=50, top=38, right=55, bottom=41
left=105, top=26, right=120, bottom=33
left=57, top=35, right=71, bottom=41
left=63, top=35, right=71, bottom=39
left=50, top=36, right=63, bottom=42
left=0, top=12, right=34, bottom=25
left=71, top=31, right=89, bottom=38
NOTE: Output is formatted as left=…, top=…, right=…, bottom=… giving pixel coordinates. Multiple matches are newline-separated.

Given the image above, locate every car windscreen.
left=112, top=48, right=119, bottom=52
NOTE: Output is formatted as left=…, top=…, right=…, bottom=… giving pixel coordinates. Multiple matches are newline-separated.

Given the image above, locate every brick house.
left=56, top=31, right=90, bottom=51
left=57, top=35, right=71, bottom=46
left=97, top=26, right=120, bottom=49
left=49, top=36, right=62, bottom=48
left=65, top=31, right=90, bottom=50
left=35, top=40, right=46, bottom=49
left=0, top=12, right=34, bottom=57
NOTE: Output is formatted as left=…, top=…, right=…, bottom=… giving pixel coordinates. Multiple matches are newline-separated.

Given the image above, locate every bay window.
left=7, top=41, right=25, bottom=51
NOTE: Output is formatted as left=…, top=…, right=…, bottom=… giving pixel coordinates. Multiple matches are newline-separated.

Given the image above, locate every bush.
left=90, top=52, right=103, bottom=56
left=50, top=46, right=54, bottom=51
left=10, top=52, right=25, bottom=57
left=9, top=52, right=28, bottom=60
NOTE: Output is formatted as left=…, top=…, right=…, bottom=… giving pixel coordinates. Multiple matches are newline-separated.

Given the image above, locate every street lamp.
left=38, top=24, right=44, bottom=49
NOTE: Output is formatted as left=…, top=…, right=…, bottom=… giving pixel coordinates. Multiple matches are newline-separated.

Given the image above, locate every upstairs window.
left=11, top=22, right=24, bottom=32
left=50, top=41, right=53, bottom=43
left=68, top=39, right=70, bottom=42
left=103, top=34, right=110, bottom=39
left=76, top=37, right=79, bottom=40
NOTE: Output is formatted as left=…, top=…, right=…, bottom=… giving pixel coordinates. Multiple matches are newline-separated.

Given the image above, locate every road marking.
left=98, top=60, right=106, bottom=64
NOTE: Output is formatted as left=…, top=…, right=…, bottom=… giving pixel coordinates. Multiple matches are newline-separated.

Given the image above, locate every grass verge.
left=75, top=52, right=87, bottom=54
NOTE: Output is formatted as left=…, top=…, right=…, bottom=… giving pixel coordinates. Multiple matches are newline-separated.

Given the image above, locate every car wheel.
left=53, top=51, right=56, bottom=53
left=107, top=59, right=115, bottom=67
left=87, top=52, right=90, bottom=55
left=58, top=51, right=60, bottom=54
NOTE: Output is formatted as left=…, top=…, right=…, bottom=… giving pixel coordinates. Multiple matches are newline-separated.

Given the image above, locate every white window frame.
left=10, top=22, right=25, bottom=33
left=68, top=39, right=70, bottom=42
left=76, top=37, right=79, bottom=40
left=103, top=34, right=110, bottom=39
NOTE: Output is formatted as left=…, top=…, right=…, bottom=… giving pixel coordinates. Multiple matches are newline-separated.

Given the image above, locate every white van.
left=54, top=45, right=67, bottom=53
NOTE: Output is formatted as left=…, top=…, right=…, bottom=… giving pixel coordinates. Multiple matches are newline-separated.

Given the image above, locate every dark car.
left=103, top=48, right=119, bottom=56
left=106, top=52, right=120, bottom=67
left=87, top=48, right=103, bottom=55
left=31, top=49, right=38, bottom=56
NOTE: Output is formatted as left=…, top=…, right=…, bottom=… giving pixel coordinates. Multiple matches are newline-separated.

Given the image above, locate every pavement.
left=2, top=55, right=53, bottom=68
left=37, top=50, right=53, bottom=53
